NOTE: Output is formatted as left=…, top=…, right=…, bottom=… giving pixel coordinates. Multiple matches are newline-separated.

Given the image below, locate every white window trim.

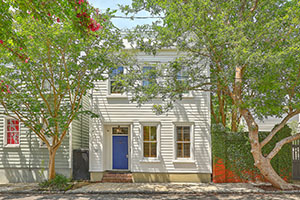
left=172, top=122, right=195, bottom=162
left=140, top=122, right=161, bottom=162
left=107, top=66, right=127, bottom=98
left=176, top=66, right=195, bottom=99
left=3, top=118, right=21, bottom=148
left=142, top=66, right=156, bottom=87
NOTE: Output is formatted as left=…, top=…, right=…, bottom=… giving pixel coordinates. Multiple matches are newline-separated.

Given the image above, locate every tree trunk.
left=231, top=106, right=238, bottom=132
left=48, top=148, right=57, bottom=180
left=241, top=109, right=293, bottom=190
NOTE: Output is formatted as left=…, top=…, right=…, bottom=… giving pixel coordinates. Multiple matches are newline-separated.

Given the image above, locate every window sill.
left=172, top=159, right=196, bottom=164
left=3, top=144, right=20, bottom=148
left=140, top=158, right=161, bottom=163
left=107, top=94, right=128, bottom=99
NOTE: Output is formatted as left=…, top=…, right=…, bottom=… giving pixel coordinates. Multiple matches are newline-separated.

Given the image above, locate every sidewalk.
left=0, top=182, right=299, bottom=194
left=68, top=182, right=265, bottom=194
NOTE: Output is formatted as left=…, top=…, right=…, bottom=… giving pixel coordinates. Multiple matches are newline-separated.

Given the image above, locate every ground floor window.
left=143, top=126, right=157, bottom=157
left=5, top=119, right=20, bottom=146
left=176, top=126, right=191, bottom=158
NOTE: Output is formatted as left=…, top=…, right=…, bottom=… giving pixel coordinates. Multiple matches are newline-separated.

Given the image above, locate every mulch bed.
left=255, top=185, right=300, bottom=191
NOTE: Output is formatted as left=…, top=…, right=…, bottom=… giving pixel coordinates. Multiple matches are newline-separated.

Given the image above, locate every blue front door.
left=113, top=136, right=128, bottom=169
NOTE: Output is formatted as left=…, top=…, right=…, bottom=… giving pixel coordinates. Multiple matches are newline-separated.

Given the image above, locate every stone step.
left=104, top=173, right=132, bottom=177
left=102, top=179, right=133, bottom=183
left=102, top=172, right=133, bottom=183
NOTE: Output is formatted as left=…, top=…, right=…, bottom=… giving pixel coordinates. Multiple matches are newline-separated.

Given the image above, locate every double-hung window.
left=142, top=66, right=155, bottom=86
left=176, top=67, right=189, bottom=94
left=5, top=119, right=20, bottom=147
left=177, top=67, right=189, bottom=82
left=143, top=126, right=157, bottom=157
left=176, top=126, right=191, bottom=158
left=110, top=66, right=124, bottom=94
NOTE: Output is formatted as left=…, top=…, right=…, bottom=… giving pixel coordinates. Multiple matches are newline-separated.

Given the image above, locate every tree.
left=0, top=0, right=103, bottom=45
left=0, top=6, right=125, bottom=180
left=121, top=0, right=300, bottom=189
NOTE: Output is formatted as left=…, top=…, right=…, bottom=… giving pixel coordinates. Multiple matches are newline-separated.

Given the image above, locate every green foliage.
left=0, top=10, right=124, bottom=142
left=39, top=174, right=72, bottom=191
left=212, top=124, right=292, bottom=181
left=0, top=0, right=106, bottom=45
left=121, top=0, right=300, bottom=119
left=0, top=3, right=127, bottom=179
left=121, top=0, right=300, bottom=186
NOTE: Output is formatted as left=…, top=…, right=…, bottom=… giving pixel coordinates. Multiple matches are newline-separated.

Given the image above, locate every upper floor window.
left=110, top=66, right=124, bottom=94
left=142, top=66, right=155, bottom=86
left=176, top=126, right=191, bottom=158
left=5, top=119, right=20, bottom=146
left=177, top=67, right=189, bottom=82
left=143, top=126, right=157, bottom=157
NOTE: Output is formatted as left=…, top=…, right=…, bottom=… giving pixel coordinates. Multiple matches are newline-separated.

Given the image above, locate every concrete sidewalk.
left=68, top=182, right=265, bottom=194
left=0, top=182, right=300, bottom=194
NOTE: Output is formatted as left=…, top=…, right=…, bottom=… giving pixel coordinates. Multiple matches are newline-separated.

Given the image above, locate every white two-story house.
left=89, top=49, right=212, bottom=182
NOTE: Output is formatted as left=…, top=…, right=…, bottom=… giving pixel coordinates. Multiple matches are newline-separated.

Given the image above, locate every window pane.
left=110, top=67, right=124, bottom=93
left=112, top=127, right=128, bottom=135
left=7, top=120, right=19, bottom=132
left=110, top=66, right=124, bottom=78
left=183, top=127, right=190, bottom=141
left=143, top=66, right=155, bottom=86
left=110, top=81, right=123, bottom=94
left=184, top=143, right=190, bottom=158
left=144, top=143, right=150, bottom=157
left=177, top=67, right=189, bottom=81
left=7, top=119, right=20, bottom=145
left=7, top=132, right=19, bottom=144
left=150, top=126, right=157, bottom=141
left=177, top=143, right=183, bottom=158
left=151, top=142, right=157, bottom=157
left=177, top=126, right=190, bottom=142
left=177, top=127, right=183, bottom=141
left=143, top=126, right=150, bottom=141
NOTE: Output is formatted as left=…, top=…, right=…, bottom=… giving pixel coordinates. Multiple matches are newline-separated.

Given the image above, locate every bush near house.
left=39, top=174, right=72, bottom=191
left=212, top=124, right=292, bottom=183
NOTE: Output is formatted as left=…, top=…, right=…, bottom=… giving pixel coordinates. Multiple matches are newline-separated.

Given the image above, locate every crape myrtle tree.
left=0, top=0, right=103, bottom=45
left=0, top=2, right=126, bottom=180
left=120, top=0, right=300, bottom=189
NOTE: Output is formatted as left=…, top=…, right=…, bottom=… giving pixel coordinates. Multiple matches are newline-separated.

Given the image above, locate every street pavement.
left=0, top=193, right=300, bottom=200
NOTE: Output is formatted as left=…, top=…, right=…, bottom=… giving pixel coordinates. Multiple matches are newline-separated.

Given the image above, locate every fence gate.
left=292, top=139, right=300, bottom=180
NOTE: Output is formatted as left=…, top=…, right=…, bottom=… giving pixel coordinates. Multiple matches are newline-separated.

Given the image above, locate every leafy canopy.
left=121, top=0, right=300, bottom=120
left=0, top=8, right=125, bottom=148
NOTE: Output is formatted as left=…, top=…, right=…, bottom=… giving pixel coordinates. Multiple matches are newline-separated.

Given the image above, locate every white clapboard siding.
left=0, top=107, right=70, bottom=171
left=72, top=95, right=90, bottom=150
left=90, top=50, right=211, bottom=174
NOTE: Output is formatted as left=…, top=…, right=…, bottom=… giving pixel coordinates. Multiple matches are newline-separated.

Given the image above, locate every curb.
left=1, top=189, right=300, bottom=195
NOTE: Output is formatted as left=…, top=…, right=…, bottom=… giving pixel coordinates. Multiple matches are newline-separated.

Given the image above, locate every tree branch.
left=261, top=110, right=300, bottom=148
left=250, top=0, right=259, bottom=12
left=267, top=132, right=300, bottom=160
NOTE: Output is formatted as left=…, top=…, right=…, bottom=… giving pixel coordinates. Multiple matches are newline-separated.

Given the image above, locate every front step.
left=102, top=171, right=133, bottom=183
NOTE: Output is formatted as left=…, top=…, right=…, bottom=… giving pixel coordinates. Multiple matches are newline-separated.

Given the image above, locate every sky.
left=89, top=0, right=156, bottom=30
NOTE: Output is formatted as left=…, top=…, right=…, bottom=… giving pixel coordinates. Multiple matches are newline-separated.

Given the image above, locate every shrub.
left=39, top=174, right=73, bottom=191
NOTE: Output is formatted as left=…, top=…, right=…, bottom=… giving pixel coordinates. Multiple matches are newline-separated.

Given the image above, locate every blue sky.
left=89, top=0, right=155, bottom=29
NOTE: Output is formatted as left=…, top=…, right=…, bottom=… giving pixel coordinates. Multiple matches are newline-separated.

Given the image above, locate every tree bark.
left=48, top=147, right=57, bottom=180
left=241, top=109, right=293, bottom=190
left=231, top=106, right=238, bottom=132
